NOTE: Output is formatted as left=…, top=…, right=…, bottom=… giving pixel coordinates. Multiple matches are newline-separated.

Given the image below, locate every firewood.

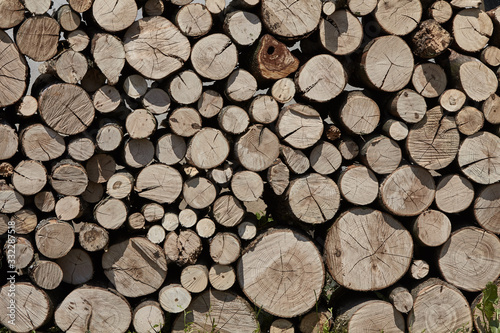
left=0, top=0, right=25, bottom=29
left=147, top=225, right=166, bottom=244
left=28, top=259, right=63, bottom=290
left=68, top=0, right=92, bottom=12
left=249, top=95, right=279, bottom=124
left=206, top=0, right=225, bottom=14
left=271, top=78, right=295, bottom=104
left=81, top=181, right=104, bottom=204
left=338, top=91, right=380, bottom=135
left=451, top=0, right=482, bottom=8
left=181, top=264, right=209, bottom=293
left=435, top=174, right=474, bottom=214
left=412, top=209, right=451, bottom=247
left=212, top=194, right=245, bottom=227
left=374, top=0, right=421, bottom=36
left=132, top=300, right=165, bottom=333
left=34, top=191, right=56, bottom=213
left=238, top=228, right=324, bottom=317
left=86, top=154, right=116, bottom=184
left=251, top=34, right=300, bottom=81
left=156, top=133, right=186, bottom=166
left=55, top=195, right=84, bottom=221
left=128, top=212, right=146, bottom=231
left=408, top=279, right=473, bottom=333
left=93, top=85, right=121, bottom=114
left=183, top=177, right=217, bottom=210
left=338, top=164, right=378, bottom=205
left=382, top=119, right=408, bottom=141
left=91, top=34, right=125, bottom=86
left=458, top=131, right=500, bottom=184
left=482, top=94, right=500, bottom=125
left=16, top=16, right=60, bottom=61
left=142, top=88, right=170, bottom=115
left=196, top=218, right=216, bottom=238
left=224, top=10, right=261, bottom=46
left=389, top=89, right=427, bottom=124
left=300, top=310, right=331, bottom=333
left=0, top=31, right=28, bottom=108
left=277, top=104, right=323, bottom=149
left=11, top=160, right=47, bottom=196
left=453, top=9, right=493, bottom=53
left=124, top=139, right=155, bottom=168
left=103, top=237, right=167, bottom=297
left=238, top=221, right=257, bottom=240
left=322, top=0, right=336, bottom=15
left=125, top=109, right=157, bottom=139
left=142, top=203, right=164, bottom=223
left=11, top=208, right=37, bottom=234
left=191, top=34, right=238, bottom=80
left=319, top=9, right=363, bottom=55
left=55, top=286, right=132, bottom=333
left=429, top=0, right=452, bottom=23
left=50, top=159, right=89, bottom=196
left=68, top=135, right=95, bottom=161
left=309, top=141, right=342, bottom=175
left=281, top=145, right=310, bottom=175
left=410, top=259, right=429, bottom=280
left=267, top=158, right=290, bottom=195
left=225, top=69, right=258, bottom=102
left=123, top=74, right=148, bottom=99
left=57, top=5, right=81, bottom=32
left=388, top=286, right=413, bottom=314
left=270, top=319, right=295, bottom=333
left=158, top=284, right=192, bottom=313
left=0, top=283, right=52, bottom=332
left=164, top=229, right=202, bottom=266
left=94, top=197, right=127, bottom=229
left=231, top=171, right=264, bottom=202
left=197, top=90, right=223, bottom=118
left=96, top=123, right=122, bottom=152
left=208, top=264, right=235, bottom=291
left=67, top=30, right=89, bottom=51
left=78, top=222, right=109, bottom=252
left=106, top=172, right=134, bottom=199
left=7, top=236, right=34, bottom=269
left=412, top=63, right=447, bottom=99
left=439, top=89, right=466, bottom=112
left=455, top=106, right=484, bottom=136
left=0, top=180, right=24, bottom=214
left=360, top=135, right=402, bottom=175
left=235, top=125, right=280, bottom=171
left=481, top=45, right=500, bottom=66
left=474, top=183, right=500, bottom=234
left=136, top=165, right=181, bottom=203
left=174, top=3, right=212, bottom=37
left=410, top=20, right=452, bottom=58
left=217, top=105, right=250, bottom=135
left=35, top=218, right=75, bottom=259
left=177, top=209, right=196, bottom=228
left=168, top=70, right=203, bottom=105
left=325, top=208, right=413, bottom=291
left=188, top=128, right=230, bottom=169
left=207, top=162, right=233, bottom=186
left=16, top=95, right=38, bottom=117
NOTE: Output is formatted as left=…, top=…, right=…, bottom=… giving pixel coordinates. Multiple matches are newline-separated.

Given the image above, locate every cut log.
left=39, top=83, right=95, bottom=135
left=380, top=165, right=435, bottom=216
left=0, top=282, right=52, bottom=333
left=389, top=89, right=427, bottom=124
left=224, top=10, right=261, bottom=46
left=16, top=95, right=38, bottom=117
left=106, top=172, right=134, bottom=199
left=238, top=228, right=324, bottom=318
left=57, top=5, right=81, bottom=32
left=55, top=195, right=84, bottom=221
left=12, top=160, right=47, bottom=196
left=168, top=70, right=202, bottom=105
left=0, top=0, right=24, bottom=29
left=197, top=90, right=223, bottom=118
left=102, top=237, right=167, bottom=297
left=94, top=197, right=127, bottom=230
left=176, top=3, right=212, bottom=37
left=208, top=162, right=233, bottom=186
left=281, top=145, right=310, bottom=175
left=196, top=218, right=216, bottom=238
left=231, top=171, right=264, bottom=202
left=164, top=229, right=203, bottom=266
left=439, top=89, right=466, bottom=113
left=261, top=0, right=322, bottom=39
left=453, top=9, right=493, bottom=53
left=218, top=106, right=249, bottom=135
left=183, top=177, right=217, bottom=209
left=56, top=248, right=93, bottom=285
left=92, top=0, right=136, bottom=32
left=91, top=33, right=125, bottom=85
left=249, top=95, right=279, bottom=124
left=128, top=212, right=146, bottom=230
left=209, top=264, right=236, bottom=291
left=360, top=135, right=401, bottom=175
left=235, top=125, right=280, bottom=171
left=225, top=69, right=257, bottom=103
left=158, top=284, right=192, bottom=313
left=361, top=36, right=414, bottom=92
left=7, top=236, right=34, bottom=269
left=68, top=135, right=95, bottom=161
left=309, top=141, right=342, bottom=175
left=451, top=0, right=481, bottom=7
left=68, top=0, right=92, bottom=12
left=11, top=208, right=36, bottom=234
left=325, top=208, right=413, bottom=291
left=212, top=195, right=245, bottom=227
left=54, top=50, right=88, bottom=84
left=439, top=227, right=500, bottom=292
left=86, top=154, right=115, bottom=184
left=410, top=19, right=452, bottom=58
left=123, top=74, right=148, bottom=99
left=272, top=78, right=295, bottom=104
left=338, top=91, right=380, bottom=135
left=406, top=106, right=460, bottom=170
left=0, top=180, right=24, bottom=214
left=206, top=0, right=225, bottom=14
left=0, top=30, right=28, bottom=108
left=474, top=183, right=500, bottom=234
left=435, top=174, right=474, bottom=214
left=156, top=133, right=186, bottom=166
left=429, top=0, right=452, bottom=23
left=132, top=300, right=165, bottom=333
left=124, top=16, right=190, bottom=80
left=295, top=54, right=346, bottom=102
left=93, top=85, right=121, bottom=114
left=55, top=286, right=132, bottom=333
left=458, top=131, right=500, bottom=185
left=142, top=88, right=170, bottom=115
left=188, top=128, right=230, bottom=169
left=0, top=123, right=18, bottom=161
left=408, top=279, right=473, bottom=333
left=277, top=104, right=323, bottom=149
left=412, top=209, right=451, bottom=247
left=238, top=221, right=257, bottom=240
left=410, top=259, right=429, bottom=280
left=300, top=310, right=331, bottom=333
left=35, top=219, right=75, bottom=259
left=482, top=94, right=500, bottom=125
left=338, top=164, right=378, bottom=205
left=181, top=264, right=209, bottom=293
left=178, top=208, right=197, bottom=228
left=481, top=45, right=500, bottom=67
left=374, top=0, right=421, bottom=36
left=455, top=106, right=484, bottom=136
left=169, top=107, right=202, bottom=138
left=96, top=123, right=123, bottom=152
left=388, top=286, right=413, bottom=314
left=191, top=33, right=238, bottom=80
left=67, top=30, right=89, bottom=52
left=78, top=222, right=109, bottom=252
left=135, top=164, right=183, bottom=203
left=267, top=159, right=290, bottom=195
left=270, top=319, right=295, bottom=333
left=51, top=160, right=89, bottom=196
left=16, top=16, right=60, bottom=61
left=147, top=225, right=166, bottom=244
left=34, top=191, right=56, bottom=213
left=412, top=63, right=447, bottom=98
left=319, top=9, right=363, bottom=55
left=382, top=119, right=408, bottom=141
left=81, top=181, right=104, bottom=203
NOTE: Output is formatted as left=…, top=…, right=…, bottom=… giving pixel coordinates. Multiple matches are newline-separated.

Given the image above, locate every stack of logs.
left=1, top=0, right=500, bottom=332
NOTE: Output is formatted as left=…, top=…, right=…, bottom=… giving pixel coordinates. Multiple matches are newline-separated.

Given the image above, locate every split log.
left=453, top=9, right=493, bottom=53
left=474, top=183, right=500, bottom=234
left=188, top=128, right=230, bottom=169
left=102, top=237, right=167, bottom=297
left=412, top=63, right=447, bottom=98
left=281, top=145, right=310, bottom=175
left=91, top=33, right=125, bottom=86
left=249, top=95, right=279, bottom=124
left=379, top=165, right=435, bottom=216
left=191, top=33, right=238, bottom=80
left=319, top=9, right=363, bottom=55
left=7, top=236, right=34, bottom=269
left=260, top=0, right=322, bottom=39
left=267, top=159, right=290, bottom=196
left=172, top=289, right=258, bottom=332
left=410, top=259, right=429, bottom=280
left=410, top=20, right=452, bottom=59
left=224, top=10, right=261, bottom=46
left=458, top=131, right=500, bottom=185
left=196, top=218, right=216, bottom=238
left=0, top=283, right=52, bottom=333
left=389, top=89, right=427, bottom=124
left=178, top=208, right=197, bottom=228
left=412, top=210, right=451, bottom=247
left=34, top=191, right=56, bottom=213
left=29, top=259, right=63, bottom=290
left=158, top=284, right=192, bottom=313
left=176, top=3, right=212, bottom=37
left=55, top=195, right=84, bottom=221
left=210, top=232, right=241, bottom=265
left=439, top=227, right=500, bottom=291
left=295, top=54, right=346, bottom=102
left=439, top=89, right=466, bottom=113
left=169, top=70, right=203, bottom=105
left=235, top=125, right=280, bottom=171
left=309, top=141, right=342, bottom=175
left=277, top=104, right=323, bottom=149
left=183, top=177, right=217, bottom=209
left=16, top=16, right=60, bottom=61
left=51, top=160, right=89, bottom=196
left=408, top=279, right=473, bottom=333
left=0, top=0, right=25, bottom=29
left=12, top=160, right=47, bottom=196
left=197, top=90, right=223, bottom=118
left=482, top=94, right=500, bottom=125
left=209, top=264, right=236, bottom=291
left=78, top=222, right=109, bottom=252
left=57, top=5, right=81, bottom=32
left=406, top=106, right=460, bottom=170
left=0, top=30, right=28, bottom=108
left=35, top=219, right=75, bottom=259
left=68, top=135, right=95, bottom=161
left=55, top=286, right=132, bottom=333
left=374, top=0, right=421, bottom=36
left=325, top=208, right=413, bottom=291
left=212, top=195, right=245, bottom=227
left=164, top=229, right=203, bottom=266
left=338, top=164, right=378, bottom=205
left=86, top=154, right=116, bottom=183
left=455, top=106, right=484, bottom=136
left=359, top=135, right=402, bottom=175
left=435, top=174, right=475, bottom=214
left=429, top=0, right=453, bottom=23
left=218, top=105, right=250, bottom=135
left=94, top=197, right=127, bottom=229
left=0, top=123, right=18, bottom=161
left=338, top=91, right=380, bottom=135
left=132, top=300, right=165, bottom=333
left=361, top=36, right=414, bottom=92
left=271, top=78, right=296, bottom=104
left=135, top=164, right=183, bottom=203
left=238, top=228, right=324, bottom=318
left=388, top=286, right=413, bottom=314
left=181, top=264, right=209, bottom=293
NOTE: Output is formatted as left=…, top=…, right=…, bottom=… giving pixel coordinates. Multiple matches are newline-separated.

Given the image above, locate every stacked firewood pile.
left=1, top=0, right=500, bottom=332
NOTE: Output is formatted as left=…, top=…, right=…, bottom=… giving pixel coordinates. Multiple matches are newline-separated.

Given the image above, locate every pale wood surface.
left=57, top=248, right=93, bottom=285
left=16, top=16, right=60, bottom=61
left=435, top=174, right=475, bottom=213
left=319, top=9, right=363, bottom=55
left=458, top=131, right=500, bottom=184
left=159, top=284, right=192, bottom=313
left=413, top=210, right=451, bottom=247
left=0, top=30, right=27, bottom=107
